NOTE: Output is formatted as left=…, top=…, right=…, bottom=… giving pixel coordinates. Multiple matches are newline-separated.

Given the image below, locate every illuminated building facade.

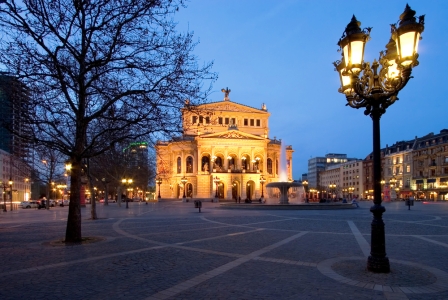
left=155, top=89, right=294, bottom=200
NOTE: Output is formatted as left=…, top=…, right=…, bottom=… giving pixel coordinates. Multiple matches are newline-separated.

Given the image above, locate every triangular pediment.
left=199, top=130, right=266, bottom=140
left=193, top=101, right=268, bottom=114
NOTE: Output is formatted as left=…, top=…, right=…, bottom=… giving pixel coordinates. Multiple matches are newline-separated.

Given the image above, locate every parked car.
left=20, top=201, right=39, bottom=209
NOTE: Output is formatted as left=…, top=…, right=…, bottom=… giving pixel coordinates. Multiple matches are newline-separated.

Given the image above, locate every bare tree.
left=0, top=0, right=216, bottom=242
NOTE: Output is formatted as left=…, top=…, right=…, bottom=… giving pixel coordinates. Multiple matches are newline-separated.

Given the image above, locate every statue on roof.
left=221, top=87, right=231, bottom=101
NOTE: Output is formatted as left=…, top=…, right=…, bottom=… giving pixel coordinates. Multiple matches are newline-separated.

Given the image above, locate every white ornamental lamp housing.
left=392, top=4, right=425, bottom=68
left=337, top=15, right=371, bottom=74
left=333, top=57, right=352, bottom=95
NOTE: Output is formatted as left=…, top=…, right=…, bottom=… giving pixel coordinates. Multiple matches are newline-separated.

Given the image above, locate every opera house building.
left=155, top=89, right=294, bottom=201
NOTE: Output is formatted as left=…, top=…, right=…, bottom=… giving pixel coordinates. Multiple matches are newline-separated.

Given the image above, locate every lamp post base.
left=367, top=255, right=390, bottom=273
left=367, top=204, right=390, bottom=273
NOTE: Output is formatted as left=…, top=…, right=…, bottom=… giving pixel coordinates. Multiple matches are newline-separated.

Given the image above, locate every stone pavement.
left=1, top=200, right=448, bottom=299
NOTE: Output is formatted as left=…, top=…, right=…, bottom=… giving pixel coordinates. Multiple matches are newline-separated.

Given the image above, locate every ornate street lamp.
left=180, top=176, right=188, bottom=200
left=213, top=176, right=220, bottom=198
left=390, top=176, right=397, bottom=187
left=259, top=175, right=266, bottom=199
left=334, top=4, right=424, bottom=273
left=156, top=177, right=163, bottom=199
left=122, top=178, right=133, bottom=209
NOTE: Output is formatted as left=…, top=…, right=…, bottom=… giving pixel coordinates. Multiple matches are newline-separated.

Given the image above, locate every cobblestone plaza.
left=1, top=201, right=448, bottom=299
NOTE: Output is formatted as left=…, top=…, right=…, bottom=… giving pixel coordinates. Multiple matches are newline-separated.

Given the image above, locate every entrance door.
left=232, top=181, right=239, bottom=201
left=246, top=181, right=255, bottom=200
left=218, top=182, right=225, bottom=199
left=186, top=183, right=193, bottom=198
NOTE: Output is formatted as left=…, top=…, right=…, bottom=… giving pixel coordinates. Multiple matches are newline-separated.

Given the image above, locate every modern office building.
left=307, top=153, right=355, bottom=189
left=0, top=73, right=31, bottom=203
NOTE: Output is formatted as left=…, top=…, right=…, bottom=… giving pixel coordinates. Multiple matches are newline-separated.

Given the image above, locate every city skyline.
left=174, top=0, right=447, bottom=179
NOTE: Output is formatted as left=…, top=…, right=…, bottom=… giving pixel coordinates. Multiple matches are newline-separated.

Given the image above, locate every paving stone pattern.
left=1, top=200, right=448, bottom=299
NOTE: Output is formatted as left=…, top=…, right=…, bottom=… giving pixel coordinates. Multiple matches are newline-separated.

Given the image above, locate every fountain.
left=265, top=140, right=305, bottom=205
left=219, top=140, right=354, bottom=210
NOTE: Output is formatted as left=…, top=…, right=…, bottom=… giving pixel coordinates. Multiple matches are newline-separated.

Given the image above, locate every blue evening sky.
left=174, top=0, right=447, bottom=179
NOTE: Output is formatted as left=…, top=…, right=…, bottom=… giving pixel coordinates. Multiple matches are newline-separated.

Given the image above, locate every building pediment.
left=191, top=101, right=269, bottom=115
left=199, top=130, right=265, bottom=140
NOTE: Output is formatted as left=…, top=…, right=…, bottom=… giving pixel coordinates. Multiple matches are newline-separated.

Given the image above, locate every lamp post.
left=259, top=175, right=266, bottom=200
left=9, top=178, right=13, bottom=211
left=156, top=177, right=162, bottom=200
left=390, top=176, right=397, bottom=187
left=180, top=176, right=188, bottom=201
left=213, top=176, right=220, bottom=198
left=329, top=183, right=336, bottom=202
left=24, top=178, right=29, bottom=202
left=302, top=180, right=309, bottom=202
left=122, top=178, right=133, bottom=209
left=349, top=187, right=355, bottom=200
left=334, top=4, right=425, bottom=273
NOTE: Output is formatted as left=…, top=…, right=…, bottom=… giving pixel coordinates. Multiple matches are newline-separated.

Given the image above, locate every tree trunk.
left=65, top=159, right=82, bottom=243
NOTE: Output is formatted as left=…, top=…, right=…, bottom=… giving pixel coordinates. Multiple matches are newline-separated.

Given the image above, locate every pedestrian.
left=351, top=198, right=359, bottom=208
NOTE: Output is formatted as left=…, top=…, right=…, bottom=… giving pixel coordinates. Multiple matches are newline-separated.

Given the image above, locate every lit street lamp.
left=156, top=177, right=163, bottom=199
left=180, top=176, right=188, bottom=201
left=259, top=175, right=266, bottom=200
left=334, top=4, right=425, bottom=273
left=9, top=178, right=13, bottom=211
left=348, top=187, right=355, bottom=200
left=122, top=178, right=133, bottom=209
left=302, top=180, right=309, bottom=202
left=390, top=176, right=397, bottom=187
left=329, top=183, right=336, bottom=202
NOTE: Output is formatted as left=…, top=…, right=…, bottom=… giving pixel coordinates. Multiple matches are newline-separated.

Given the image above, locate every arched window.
left=267, top=158, right=273, bottom=174
left=202, top=156, right=210, bottom=171
left=177, top=157, right=181, bottom=174
left=241, top=157, right=248, bottom=170
left=186, top=156, right=193, bottom=173
left=276, top=159, right=279, bottom=175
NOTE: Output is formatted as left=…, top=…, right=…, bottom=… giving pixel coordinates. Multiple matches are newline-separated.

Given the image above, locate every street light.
left=213, top=176, right=220, bottom=198
left=122, top=178, right=133, bottom=209
left=348, top=187, right=355, bottom=200
left=156, top=177, right=163, bottom=199
left=24, top=178, right=29, bottom=202
left=334, top=4, right=424, bottom=273
left=180, top=176, right=188, bottom=201
left=390, top=176, right=397, bottom=187
left=64, top=162, right=71, bottom=207
left=259, top=175, right=266, bottom=200
left=329, top=183, right=336, bottom=201
left=9, top=178, right=13, bottom=211
left=302, top=180, right=309, bottom=202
